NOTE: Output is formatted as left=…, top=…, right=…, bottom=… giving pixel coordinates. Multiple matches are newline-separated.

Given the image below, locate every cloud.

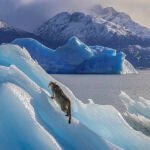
left=0, top=0, right=149, bottom=32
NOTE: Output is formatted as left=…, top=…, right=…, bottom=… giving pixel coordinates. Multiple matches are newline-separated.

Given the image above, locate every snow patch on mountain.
left=35, top=11, right=137, bottom=49
left=0, top=20, right=8, bottom=29
left=90, top=5, right=150, bottom=38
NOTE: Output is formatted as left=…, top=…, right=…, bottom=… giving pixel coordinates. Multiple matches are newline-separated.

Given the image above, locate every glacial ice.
left=120, top=91, right=150, bottom=136
left=120, top=91, right=150, bottom=119
left=123, top=112, right=150, bottom=136
left=0, top=44, right=121, bottom=150
left=0, top=82, right=60, bottom=150
left=12, top=37, right=137, bottom=74
left=56, top=36, right=93, bottom=65
left=0, top=44, right=149, bottom=150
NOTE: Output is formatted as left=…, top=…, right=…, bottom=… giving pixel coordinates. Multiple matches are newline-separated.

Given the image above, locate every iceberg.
left=56, top=36, right=93, bottom=65
left=12, top=37, right=137, bottom=74
left=0, top=43, right=149, bottom=150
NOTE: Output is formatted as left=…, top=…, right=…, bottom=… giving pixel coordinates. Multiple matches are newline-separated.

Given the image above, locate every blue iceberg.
left=0, top=43, right=149, bottom=150
left=12, top=37, right=137, bottom=74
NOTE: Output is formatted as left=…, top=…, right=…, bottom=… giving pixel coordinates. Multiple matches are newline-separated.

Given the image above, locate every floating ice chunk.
left=123, top=111, right=150, bottom=136
left=88, top=99, right=95, bottom=104
left=119, top=91, right=150, bottom=119
left=12, top=37, right=137, bottom=74
left=119, top=91, right=150, bottom=137
left=121, top=60, right=138, bottom=74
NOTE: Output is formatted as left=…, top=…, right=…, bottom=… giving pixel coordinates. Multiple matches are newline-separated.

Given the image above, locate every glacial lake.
left=52, top=70, right=150, bottom=112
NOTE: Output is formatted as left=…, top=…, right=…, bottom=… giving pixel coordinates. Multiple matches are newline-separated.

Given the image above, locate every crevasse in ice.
left=0, top=44, right=149, bottom=150
left=12, top=37, right=137, bottom=74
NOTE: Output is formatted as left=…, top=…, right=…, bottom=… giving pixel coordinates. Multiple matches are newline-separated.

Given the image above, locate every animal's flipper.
left=68, top=104, right=71, bottom=124
left=68, top=115, right=71, bottom=124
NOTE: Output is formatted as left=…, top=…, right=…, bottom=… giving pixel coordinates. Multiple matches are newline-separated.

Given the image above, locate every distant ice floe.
left=12, top=37, right=137, bottom=74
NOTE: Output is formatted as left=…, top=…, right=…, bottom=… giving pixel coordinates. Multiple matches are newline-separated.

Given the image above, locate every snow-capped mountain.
left=0, top=20, right=48, bottom=46
left=35, top=9, right=150, bottom=68
left=90, top=5, right=150, bottom=39
left=35, top=12, right=143, bottom=49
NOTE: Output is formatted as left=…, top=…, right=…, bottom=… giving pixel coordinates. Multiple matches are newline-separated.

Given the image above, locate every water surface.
left=52, top=70, right=150, bottom=112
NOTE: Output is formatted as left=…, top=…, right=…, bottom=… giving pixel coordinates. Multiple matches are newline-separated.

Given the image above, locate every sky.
left=0, top=0, right=149, bottom=32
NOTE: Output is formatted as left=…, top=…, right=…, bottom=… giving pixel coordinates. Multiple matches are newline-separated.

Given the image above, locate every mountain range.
left=35, top=12, right=144, bottom=49
left=0, top=5, right=150, bottom=69
left=89, top=5, right=150, bottom=39
left=35, top=5, right=150, bottom=48
left=0, top=20, right=49, bottom=47
left=34, top=5, right=150, bottom=68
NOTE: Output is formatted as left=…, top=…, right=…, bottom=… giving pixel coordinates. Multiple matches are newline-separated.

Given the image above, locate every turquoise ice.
left=0, top=44, right=149, bottom=150
left=12, top=37, right=137, bottom=74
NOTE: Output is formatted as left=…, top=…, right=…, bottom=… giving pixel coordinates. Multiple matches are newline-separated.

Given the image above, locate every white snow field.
left=0, top=44, right=149, bottom=150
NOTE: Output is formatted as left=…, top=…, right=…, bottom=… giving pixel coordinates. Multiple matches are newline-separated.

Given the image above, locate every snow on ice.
left=0, top=43, right=149, bottom=150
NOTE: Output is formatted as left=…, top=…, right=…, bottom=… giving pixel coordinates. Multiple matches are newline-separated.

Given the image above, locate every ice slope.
left=123, top=112, right=150, bottom=137
left=0, top=82, right=60, bottom=150
left=0, top=44, right=149, bottom=150
left=119, top=91, right=150, bottom=136
left=120, top=91, right=150, bottom=119
left=0, top=44, right=121, bottom=150
left=12, top=37, right=137, bottom=74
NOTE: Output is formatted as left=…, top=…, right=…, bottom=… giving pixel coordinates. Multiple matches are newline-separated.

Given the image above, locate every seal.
left=48, top=82, right=71, bottom=124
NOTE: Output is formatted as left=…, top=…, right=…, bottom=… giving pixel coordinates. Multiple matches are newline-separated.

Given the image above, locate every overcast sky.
left=0, top=0, right=149, bottom=32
